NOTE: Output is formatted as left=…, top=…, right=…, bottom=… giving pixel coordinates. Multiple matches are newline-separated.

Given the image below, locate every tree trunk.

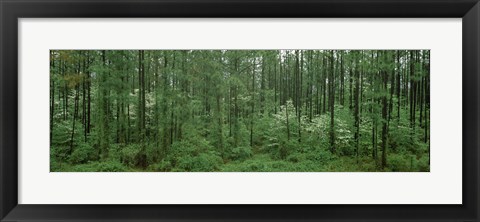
left=329, top=51, right=335, bottom=153
left=69, top=84, right=80, bottom=153
left=250, top=58, right=255, bottom=147
left=354, top=64, right=360, bottom=159
left=381, top=69, right=388, bottom=169
left=50, top=51, right=55, bottom=146
left=396, top=51, right=401, bottom=120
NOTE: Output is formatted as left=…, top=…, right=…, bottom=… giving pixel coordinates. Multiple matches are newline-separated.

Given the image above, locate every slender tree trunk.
left=340, top=51, right=345, bottom=106
left=86, top=54, right=91, bottom=135
left=138, top=50, right=147, bottom=168
left=425, top=53, right=430, bottom=166
left=322, top=55, right=327, bottom=114
left=381, top=69, right=388, bottom=169
left=216, top=94, right=224, bottom=157
left=409, top=51, right=415, bottom=131
left=286, top=100, right=290, bottom=141
left=349, top=68, right=353, bottom=111
left=50, top=51, right=55, bottom=146
left=329, top=51, right=335, bottom=153
left=63, top=60, right=68, bottom=121
left=311, top=52, right=316, bottom=115
left=99, top=50, right=109, bottom=160
left=372, top=107, right=377, bottom=162
left=396, top=51, right=401, bottom=120
left=70, top=85, right=80, bottom=154
left=297, top=50, right=303, bottom=142
left=82, top=52, right=87, bottom=142
left=354, top=66, right=360, bottom=160
left=250, top=58, right=255, bottom=147
left=274, top=59, right=278, bottom=114
left=388, top=53, right=395, bottom=125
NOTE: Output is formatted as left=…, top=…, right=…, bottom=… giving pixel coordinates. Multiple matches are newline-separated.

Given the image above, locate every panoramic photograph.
left=50, top=50, right=430, bottom=172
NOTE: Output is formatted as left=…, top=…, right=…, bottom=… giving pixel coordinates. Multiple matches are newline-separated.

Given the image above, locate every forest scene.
left=50, top=50, right=430, bottom=172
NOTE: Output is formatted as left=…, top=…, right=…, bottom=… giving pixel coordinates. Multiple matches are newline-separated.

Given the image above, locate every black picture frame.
left=1, top=0, right=479, bottom=221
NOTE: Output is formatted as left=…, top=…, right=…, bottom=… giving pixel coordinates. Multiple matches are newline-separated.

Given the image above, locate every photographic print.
left=50, top=50, right=430, bottom=172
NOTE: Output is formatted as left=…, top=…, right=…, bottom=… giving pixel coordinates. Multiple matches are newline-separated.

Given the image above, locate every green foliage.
left=222, top=154, right=291, bottom=172
left=120, top=144, right=141, bottom=167
left=96, top=160, right=129, bottom=172
left=323, top=156, right=377, bottom=172
left=168, top=139, right=208, bottom=160
left=51, top=146, right=71, bottom=162
left=229, top=146, right=252, bottom=161
left=53, top=159, right=128, bottom=172
left=387, top=154, right=413, bottom=172
left=388, top=112, right=429, bottom=159
left=417, top=155, right=430, bottom=172
left=305, top=148, right=336, bottom=163
left=387, top=153, right=416, bottom=172
left=50, top=50, right=430, bottom=172
left=51, top=119, right=86, bottom=161
left=69, top=143, right=96, bottom=164
left=50, top=156, right=63, bottom=172
left=176, top=151, right=223, bottom=172
left=164, top=137, right=225, bottom=172
left=51, top=120, right=72, bottom=148
left=148, top=160, right=173, bottom=172
left=286, top=148, right=334, bottom=165
left=72, top=160, right=128, bottom=172
left=332, top=108, right=354, bottom=155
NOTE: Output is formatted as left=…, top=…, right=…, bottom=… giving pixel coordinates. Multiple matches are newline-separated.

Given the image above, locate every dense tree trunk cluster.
left=50, top=50, right=430, bottom=172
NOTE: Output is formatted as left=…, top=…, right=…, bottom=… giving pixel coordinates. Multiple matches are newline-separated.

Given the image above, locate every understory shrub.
left=120, top=144, right=142, bottom=167
left=175, top=151, right=223, bottom=172
left=228, top=146, right=252, bottom=161
left=70, top=160, right=128, bottom=172
left=69, top=143, right=96, bottom=164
